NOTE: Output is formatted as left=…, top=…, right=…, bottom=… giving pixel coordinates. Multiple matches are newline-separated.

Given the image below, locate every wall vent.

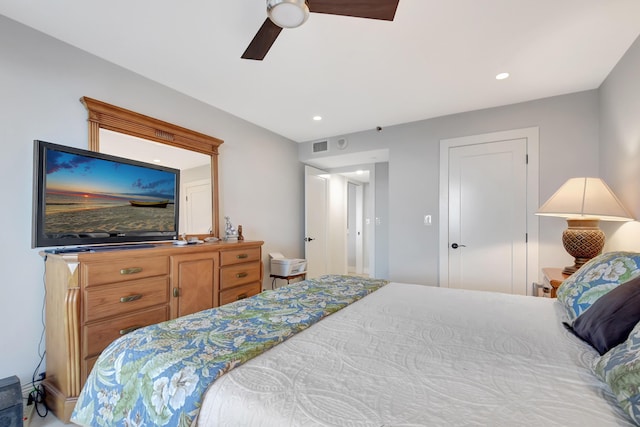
left=312, top=140, right=328, bottom=153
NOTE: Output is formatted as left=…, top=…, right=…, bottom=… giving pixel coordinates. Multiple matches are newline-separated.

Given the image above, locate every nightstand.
left=542, top=268, right=571, bottom=298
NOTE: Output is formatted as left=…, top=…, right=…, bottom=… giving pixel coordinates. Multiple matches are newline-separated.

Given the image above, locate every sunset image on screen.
left=44, top=148, right=177, bottom=234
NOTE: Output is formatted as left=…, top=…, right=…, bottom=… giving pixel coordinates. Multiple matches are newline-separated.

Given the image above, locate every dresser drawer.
left=83, top=256, right=169, bottom=287
left=84, top=276, right=170, bottom=323
left=83, top=306, right=168, bottom=358
left=220, top=262, right=261, bottom=289
left=219, top=282, right=261, bottom=306
left=83, top=356, right=99, bottom=382
left=220, top=248, right=261, bottom=266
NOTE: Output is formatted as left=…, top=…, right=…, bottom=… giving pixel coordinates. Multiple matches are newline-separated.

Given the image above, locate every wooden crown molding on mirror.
left=80, top=96, right=223, bottom=237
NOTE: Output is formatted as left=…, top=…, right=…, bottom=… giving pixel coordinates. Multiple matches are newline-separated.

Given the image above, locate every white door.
left=354, top=183, right=364, bottom=274
left=305, top=166, right=329, bottom=278
left=184, top=180, right=211, bottom=234
left=439, top=128, right=539, bottom=295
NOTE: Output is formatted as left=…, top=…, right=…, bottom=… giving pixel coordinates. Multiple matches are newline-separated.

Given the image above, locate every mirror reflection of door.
left=184, top=179, right=212, bottom=234
left=99, top=129, right=211, bottom=237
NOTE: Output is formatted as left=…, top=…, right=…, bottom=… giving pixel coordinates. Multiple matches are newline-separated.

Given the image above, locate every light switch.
left=424, top=215, right=432, bottom=226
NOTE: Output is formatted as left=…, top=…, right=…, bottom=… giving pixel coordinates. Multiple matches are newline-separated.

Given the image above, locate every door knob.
left=304, top=237, right=315, bottom=242
left=451, top=243, right=466, bottom=249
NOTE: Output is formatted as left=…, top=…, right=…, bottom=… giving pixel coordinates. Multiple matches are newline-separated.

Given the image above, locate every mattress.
left=197, top=282, right=633, bottom=426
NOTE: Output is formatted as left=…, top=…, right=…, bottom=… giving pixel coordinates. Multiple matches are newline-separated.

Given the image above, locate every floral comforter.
left=71, top=275, right=388, bottom=427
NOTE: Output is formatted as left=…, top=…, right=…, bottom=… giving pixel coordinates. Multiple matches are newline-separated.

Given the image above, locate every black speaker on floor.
left=0, top=376, right=22, bottom=427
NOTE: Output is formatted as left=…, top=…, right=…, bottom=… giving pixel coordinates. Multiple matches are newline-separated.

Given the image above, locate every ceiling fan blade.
left=309, top=0, right=399, bottom=21
left=241, top=18, right=283, bottom=60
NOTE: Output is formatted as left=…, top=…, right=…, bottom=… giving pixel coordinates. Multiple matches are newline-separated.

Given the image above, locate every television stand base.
left=44, top=243, right=157, bottom=254
left=43, top=247, right=91, bottom=254
left=87, top=243, right=156, bottom=252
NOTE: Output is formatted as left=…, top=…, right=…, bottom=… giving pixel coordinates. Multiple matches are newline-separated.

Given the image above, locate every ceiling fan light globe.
left=267, top=0, right=309, bottom=28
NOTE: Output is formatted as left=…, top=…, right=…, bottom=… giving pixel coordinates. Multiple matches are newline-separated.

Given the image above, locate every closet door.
left=439, top=127, right=540, bottom=295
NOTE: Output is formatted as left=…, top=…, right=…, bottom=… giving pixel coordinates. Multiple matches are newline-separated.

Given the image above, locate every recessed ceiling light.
left=153, top=159, right=162, bottom=163
left=313, top=116, right=322, bottom=121
left=496, top=72, right=510, bottom=80
left=356, top=170, right=364, bottom=175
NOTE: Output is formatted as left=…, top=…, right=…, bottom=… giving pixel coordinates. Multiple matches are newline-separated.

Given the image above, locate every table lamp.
left=536, top=177, right=634, bottom=274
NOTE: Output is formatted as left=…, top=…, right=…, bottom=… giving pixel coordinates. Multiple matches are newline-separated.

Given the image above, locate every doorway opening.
left=304, top=164, right=383, bottom=279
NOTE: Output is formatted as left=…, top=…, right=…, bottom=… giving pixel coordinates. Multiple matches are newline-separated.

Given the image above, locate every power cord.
left=26, top=263, right=50, bottom=418
left=27, top=361, right=47, bottom=418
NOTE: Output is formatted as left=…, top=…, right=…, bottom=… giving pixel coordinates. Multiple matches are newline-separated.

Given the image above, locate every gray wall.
left=374, top=162, right=389, bottom=278
left=599, top=36, right=640, bottom=251
left=301, top=91, right=602, bottom=285
left=0, top=16, right=303, bottom=387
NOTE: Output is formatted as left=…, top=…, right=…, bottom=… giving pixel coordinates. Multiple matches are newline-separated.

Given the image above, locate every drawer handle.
left=236, top=254, right=249, bottom=259
left=120, top=326, right=141, bottom=335
left=120, top=267, right=143, bottom=275
left=237, top=293, right=248, bottom=300
left=173, top=288, right=180, bottom=298
left=236, top=272, right=248, bottom=278
left=120, top=294, right=143, bottom=303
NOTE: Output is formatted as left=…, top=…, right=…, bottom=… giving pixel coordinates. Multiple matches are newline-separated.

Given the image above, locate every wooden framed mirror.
left=81, top=97, right=223, bottom=238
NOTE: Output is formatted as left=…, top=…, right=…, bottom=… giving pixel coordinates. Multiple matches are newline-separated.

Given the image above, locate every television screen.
left=32, top=140, right=180, bottom=248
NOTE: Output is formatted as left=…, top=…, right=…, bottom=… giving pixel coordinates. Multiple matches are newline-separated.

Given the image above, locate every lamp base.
left=562, top=259, right=591, bottom=275
left=561, top=218, right=605, bottom=275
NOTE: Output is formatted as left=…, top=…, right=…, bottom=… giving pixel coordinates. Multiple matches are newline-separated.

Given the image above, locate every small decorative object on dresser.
left=224, top=216, right=238, bottom=241
left=238, top=225, right=244, bottom=240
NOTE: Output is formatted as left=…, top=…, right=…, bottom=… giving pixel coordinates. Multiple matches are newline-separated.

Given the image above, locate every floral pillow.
left=594, top=321, right=640, bottom=424
left=556, top=252, right=640, bottom=321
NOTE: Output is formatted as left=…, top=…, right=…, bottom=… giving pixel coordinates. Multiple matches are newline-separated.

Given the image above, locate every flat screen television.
left=32, top=140, right=180, bottom=249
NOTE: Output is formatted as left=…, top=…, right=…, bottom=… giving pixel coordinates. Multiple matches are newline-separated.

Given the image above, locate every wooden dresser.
left=41, top=240, right=263, bottom=422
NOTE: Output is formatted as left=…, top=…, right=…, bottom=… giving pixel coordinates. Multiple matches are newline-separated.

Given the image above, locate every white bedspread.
left=197, top=283, right=633, bottom=426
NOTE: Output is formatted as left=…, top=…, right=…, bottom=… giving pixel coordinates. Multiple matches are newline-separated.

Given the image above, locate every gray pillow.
left=565, top=274, right=640, bottom=355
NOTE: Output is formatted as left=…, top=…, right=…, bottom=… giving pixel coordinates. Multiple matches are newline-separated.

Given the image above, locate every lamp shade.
left=536, top=177, right=634, bottom=222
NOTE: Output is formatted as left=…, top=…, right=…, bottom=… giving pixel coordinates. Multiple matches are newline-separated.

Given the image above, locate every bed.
left=71, top=252, right=640, bottom=426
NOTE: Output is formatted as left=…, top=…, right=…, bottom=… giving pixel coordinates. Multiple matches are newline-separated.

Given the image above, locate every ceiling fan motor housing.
left=267, top=0, right=310, bottom=28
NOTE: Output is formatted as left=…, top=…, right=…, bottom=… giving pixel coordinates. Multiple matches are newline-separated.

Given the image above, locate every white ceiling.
left=2, top=1, right=640, bottom=143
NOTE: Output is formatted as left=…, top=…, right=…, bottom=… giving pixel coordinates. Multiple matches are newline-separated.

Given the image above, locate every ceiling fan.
left=242, top=0, right=400, bottom=60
